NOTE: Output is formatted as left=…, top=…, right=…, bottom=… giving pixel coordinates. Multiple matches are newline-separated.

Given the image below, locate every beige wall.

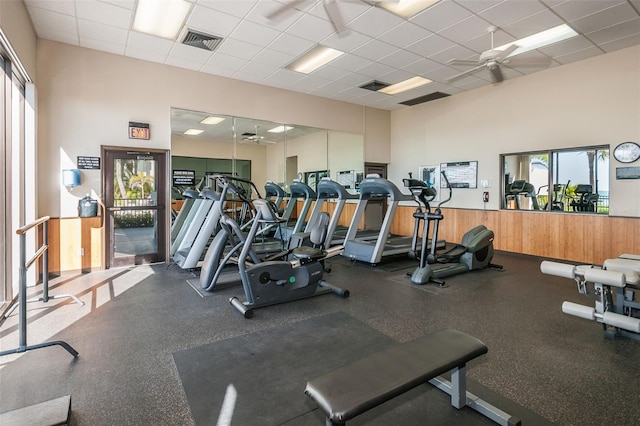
left=36, top=40, right=390, bottom=217
left=389, top=45, right=640, bottom=216
left=0, top=0, right=37, bottom=81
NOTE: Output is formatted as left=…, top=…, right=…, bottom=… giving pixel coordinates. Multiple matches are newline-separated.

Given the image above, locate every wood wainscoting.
left=389, top=206, right=640, bottom=265
left=40, top=217, right=104, bottom=276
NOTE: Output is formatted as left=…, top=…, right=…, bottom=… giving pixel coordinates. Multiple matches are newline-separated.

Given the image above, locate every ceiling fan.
left=267, top=0, right=400, bottom=34
left=447, top=26, right=552, bottom=84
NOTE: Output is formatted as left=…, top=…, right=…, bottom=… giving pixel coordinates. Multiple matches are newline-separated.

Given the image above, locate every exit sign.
left=129, top=121, right=150, bottom=140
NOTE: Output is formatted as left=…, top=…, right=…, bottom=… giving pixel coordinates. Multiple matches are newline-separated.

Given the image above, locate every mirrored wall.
left=170, top=108, right=364, bottom=200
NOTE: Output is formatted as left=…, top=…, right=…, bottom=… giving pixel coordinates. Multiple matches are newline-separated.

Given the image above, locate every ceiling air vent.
left=400, top=92, right=450, bottom=106
left=359, top=80, right=390, bottom=92
left=181, top=29, right=223, bottom=51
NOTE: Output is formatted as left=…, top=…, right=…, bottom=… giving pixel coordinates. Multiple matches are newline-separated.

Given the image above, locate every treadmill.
left=342, top=176, right=415, bottom=265
left=275, top=179, right=317, bottom=241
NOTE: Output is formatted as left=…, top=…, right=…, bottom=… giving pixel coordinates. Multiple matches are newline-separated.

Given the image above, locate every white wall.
left=36, top=40, right=389, bottom=217
left=390, top=45, right=640, bottom=216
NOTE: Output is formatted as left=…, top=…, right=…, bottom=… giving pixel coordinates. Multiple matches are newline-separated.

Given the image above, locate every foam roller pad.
left=541, top=261, right=576, bottom=279
left=603, top=311, right=640, bottom=333
left=562, top=301, right=595, bottom=320
left=584, top=268, right=626, bottom=288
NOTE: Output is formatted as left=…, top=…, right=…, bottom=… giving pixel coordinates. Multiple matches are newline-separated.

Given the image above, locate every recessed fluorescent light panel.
left=133, top=0, right=192, bottom=40
left=378, top=0, right=440, bottom=19
left=497, top=24, right=578, bottom=57
left=184, top=129, right=204, bottom=135
left=200, top=116, right=226, bottom=125
left=268, top=125, right=294, bottom=133
left=286, top=46, right=345, bottom=74
left=378, top=76, right=432, bottom=95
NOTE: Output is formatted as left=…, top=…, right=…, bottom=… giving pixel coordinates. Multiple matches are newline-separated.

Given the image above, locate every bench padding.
left=305, top=329, right=488, bottom=424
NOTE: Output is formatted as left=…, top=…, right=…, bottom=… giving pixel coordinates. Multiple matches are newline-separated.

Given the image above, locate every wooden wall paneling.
left=610, top=217, right=639, bottom=256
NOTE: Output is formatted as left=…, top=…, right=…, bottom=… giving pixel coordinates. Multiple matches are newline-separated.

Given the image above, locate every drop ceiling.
left=25, top=0, right=640, bottom=111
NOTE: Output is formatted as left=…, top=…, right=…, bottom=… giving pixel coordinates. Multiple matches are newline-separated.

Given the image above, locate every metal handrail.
left=0, top=216, right=80, bottom=357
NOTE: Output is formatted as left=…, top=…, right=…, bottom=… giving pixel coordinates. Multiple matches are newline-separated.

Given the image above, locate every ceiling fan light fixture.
left=133, top=0, right=192, bottom=40
left=497, top=24, right=578, bottom=58
left=286, top=45, right=345, bottom=74
left=377, top=0, right=440, bottom=19
left=200, top=116, right=226, bottom=125
left=378, top=76, right=432, bottom=95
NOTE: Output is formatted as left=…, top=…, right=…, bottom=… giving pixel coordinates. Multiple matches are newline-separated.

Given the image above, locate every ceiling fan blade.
left=265, top=0, right=306, bottom=22
left=504, top=56, right=553, bottom=68
left=489, top=64, right=504, bottom=83
left=446, top=64, right=486, bottom=83
left=324, top=0, right=347, bottom=33
left=494, top=44, right=519, bottom=62
left=447, top=58, right=480, bottom=67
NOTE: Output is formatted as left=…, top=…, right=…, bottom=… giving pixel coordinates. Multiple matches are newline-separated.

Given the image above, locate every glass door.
left=103, top=147, right=167, bottom=268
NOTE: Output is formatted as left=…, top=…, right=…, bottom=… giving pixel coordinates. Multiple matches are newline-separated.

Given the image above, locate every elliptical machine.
left=229, top=198, right=349, bottom=318
left=407, top=171, right=501, bottom=286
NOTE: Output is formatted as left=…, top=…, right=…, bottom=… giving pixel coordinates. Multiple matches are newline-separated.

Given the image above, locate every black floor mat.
left=172, top=311, right=550, bottom=426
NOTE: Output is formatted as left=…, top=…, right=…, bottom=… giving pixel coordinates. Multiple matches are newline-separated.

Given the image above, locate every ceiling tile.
left=351, top=39, right=399, bottom=61
left=355, top=61, right=397, bottom=79
left=454, top=0, right=503, bottom=14
left=216, top=38, right=263, bottom=60
left=347, top=7, right=405, bottom=38
left=251, top=48, right=296, bottom=68
left=229, top=19, right=282, bottom=47
left=168, top=42, right=214, bottom=63
left=570, top=2, right=638, bottom=34
left=267, top=33, right=316, bottom=56
left=26, top=7, right=78, bottom=38
left=285, top=11, right=336, bottom=42
left=185, top=4, right=241, bottom=37
left=197, top=0, right=258, bottom=19
left=410, top=0, right=473, bottom=32
left=80, top=37, right=126, bottom=55
left=378, top=21, right=432, bottom=49
left=599, top=33, right=640, bottom=52
left=377, top=49, right=423, bottom=69
left=76, top=0, right=132, bottom=29
left=321, top=31, right=371, bottom=53
left=245, top=0, right=303, bottom=30
left=585, top=17, right=640, bottom=45
left=550, top=0, right=626, bottom=22
left=329, top=53, right=373, bottom=72
left=311, top=64, right=359, bottom=81
left=125, top=45, right=170, bottom=64
left=501, top=9, right=564, bottom=39
left=537, top=35, right=596, bottom=57
left=25, top=0, right=76, bottom=16
left=552, top=46, right=603, bottom=64
left=78, top=18, right=128, bottom=45
left=429, top=44, right=478, bottom=65
left=202, top=52, right=248, bottom=72
left=260, top=68, right=307, bottom=86
left=438, top=15, right=493, bottom=44
left=478, top=0, right=547, bottom=28
left=405, top=33, right=456, bottom=57
left=403, top=58, right=446, bottom=76
left=126, top=31, right=174, bottom=55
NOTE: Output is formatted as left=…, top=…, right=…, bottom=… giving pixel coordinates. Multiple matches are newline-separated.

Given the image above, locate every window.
left=502, top=146, right=609, bottom=214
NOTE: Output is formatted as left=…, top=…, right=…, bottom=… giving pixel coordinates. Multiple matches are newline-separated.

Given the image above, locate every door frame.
left=101, top=146, right=170, bottom=268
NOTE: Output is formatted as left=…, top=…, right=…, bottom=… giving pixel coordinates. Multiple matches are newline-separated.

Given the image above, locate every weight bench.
left=304, top=329, right=521, bottom=426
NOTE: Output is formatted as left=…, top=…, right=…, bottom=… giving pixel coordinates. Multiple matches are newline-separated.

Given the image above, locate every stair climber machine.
left=402, top=173, right=446, bottom=261
left=409, top=171, right=502, bottom=286
left=229, top=198, right=349, bottom=318
left=264, top=181, right=288, bottom=213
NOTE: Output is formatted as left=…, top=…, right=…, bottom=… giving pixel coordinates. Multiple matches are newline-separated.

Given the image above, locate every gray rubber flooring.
left=1, top=251, right=639, bottom=425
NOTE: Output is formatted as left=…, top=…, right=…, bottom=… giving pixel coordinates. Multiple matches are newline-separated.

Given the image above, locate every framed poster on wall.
left=440, top=161, right=478, bottom=188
